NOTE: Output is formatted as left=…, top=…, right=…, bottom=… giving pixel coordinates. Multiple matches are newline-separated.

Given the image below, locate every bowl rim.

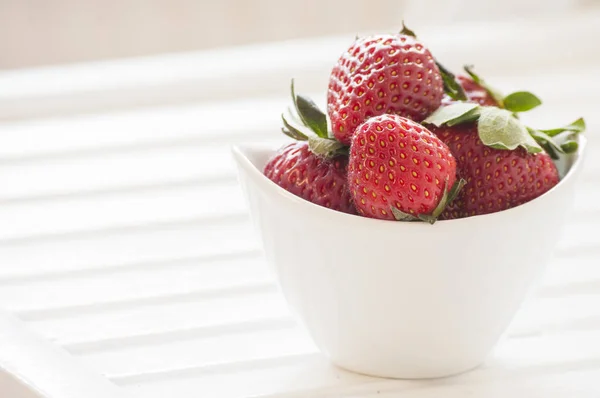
left=232, top=135, right=586, bottom=229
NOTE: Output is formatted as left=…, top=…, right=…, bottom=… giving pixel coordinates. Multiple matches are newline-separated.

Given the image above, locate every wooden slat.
left=84, top=327, right=318, bottom=380
left=0, top=255, right=271, bottom=315
left=0, top=312, right=126, bottom=398
left=0, top=181, right=244, bottom=241
left=122, top=354, right=371, bottom=398
left=0, top=217, right=256, bottom=281
left=0, top=97, right=288, bottom=161
left=0, top=144, right=237, bottom=201
left=26, top=291, right=288, bottom=347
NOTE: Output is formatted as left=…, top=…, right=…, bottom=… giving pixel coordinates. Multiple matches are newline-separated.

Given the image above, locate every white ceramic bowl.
left=232, top=137, right=586, bottom=379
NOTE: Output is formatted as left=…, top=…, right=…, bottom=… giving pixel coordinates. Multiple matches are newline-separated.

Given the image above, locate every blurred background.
left=1, top=0, right=598, bottom=69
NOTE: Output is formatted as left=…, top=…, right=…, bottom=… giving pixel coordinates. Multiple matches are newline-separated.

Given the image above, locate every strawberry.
left=457, top=75, right=498, bottom=106
left=264, top=142, right=356, bottom=214
left=263, top=81, right=356, bottom=214
left=442, top=75, right=499, bottom=107
left=327, top=33, right=444, bottom=145
left=347, top=114, right=461, bottom=223
left=423, top=100, right=584, bottom=219
left=432, top=123, right=559, bottom=219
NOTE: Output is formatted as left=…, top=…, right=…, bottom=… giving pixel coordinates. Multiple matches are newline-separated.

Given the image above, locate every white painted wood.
left=0, top=255, right=271, bottom=315
left=0, top=182, right=244, bottom=241
left=0, top=312, right=125, bottom=398
left=86, top=326, right=318, bottom=381
left=113, top=330, right=600, bottom=398
left=27, top=291, right=288, bottom=348
left=0, top=97, right=288, bottom=161
left=0, top=217, right=256, bottom=281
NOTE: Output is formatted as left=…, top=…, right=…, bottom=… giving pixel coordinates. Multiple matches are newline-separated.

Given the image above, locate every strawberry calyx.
left=423, top=103, right=585, bottom=159
left=399, top=21, right=417, bottom=38
left=436, top=62, right=468, bottom=101
left=399, top=22, right=467, bottom=101
left=463, top=66, right=505, bottom=107
left=528, top=118, right=586, bottom=159
left=464, top=66, right=542, bottom=113
left=290, top=79, right=328, bottom=139
left=390, top=178, right=467, bottom=224
left=282, top=80, right=349, bottom=158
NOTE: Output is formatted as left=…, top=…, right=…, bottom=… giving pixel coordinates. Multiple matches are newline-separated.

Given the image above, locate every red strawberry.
left=442, top=75, right=498, bottom=106
left=458, top=76, right=498, bottom=106
left=347, top=114, right=459, bottom=222
left=264, top=142, right=356, bottom=214
left=327, top=33, right=444, bottom=145
left=433, top=123, right=559, bottom=219
left=441, top=76, right=498, bottom=107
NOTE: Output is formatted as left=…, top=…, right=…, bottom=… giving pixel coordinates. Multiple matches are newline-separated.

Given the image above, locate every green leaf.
left=281, top=114, right=309, bottom=141
left=540, top=117, right=586, bottom=137
left=418, top=178, right=466, bottom=224
left=446, top=178, right=467, bottom=205
left=290, top=80, right=329, bottom=139
left=528, top=128, right=562, bottom=159
left=527, top=117, right=585, bottom=158
left=503, top=91, right=542, bottom=113
left=422, top=103, right=480, bottom=127
left=390, top=179, right=466, bottom=224
left=553, top=131, right=580, bottom=154
left=286, top=106, right=304, bottom=126
left=447, top=108, right=481, bottom=126
left=437, top=62, right=467, bottom=101
left=464, top=65, right=505, bottom=107
left=560, top=141, right=578, bottom=153
left=400, top=21, right=417, bottom=38
left=296, top=94, right=328, bottom=138
left=307, top=136, right=348, bottom=158
left=391, top=207, right=419, bottom=221
left=477, top=107, right=542, bottom=154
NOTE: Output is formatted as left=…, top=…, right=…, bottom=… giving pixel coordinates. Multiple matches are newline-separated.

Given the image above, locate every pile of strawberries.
left=264, top=25, right=585, bottom=223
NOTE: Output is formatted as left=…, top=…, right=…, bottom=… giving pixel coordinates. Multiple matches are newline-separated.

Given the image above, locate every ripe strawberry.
left=457, top=75, right=498, bottom=106
left=347, top=114, right=458, bottom=221
left=433, top=123, right=559, bottom=219
left=264, top=142, right=356, bottom=214
left=327, top=33, right=444, bottom=145
left=442, top=75, right=498, bottom=107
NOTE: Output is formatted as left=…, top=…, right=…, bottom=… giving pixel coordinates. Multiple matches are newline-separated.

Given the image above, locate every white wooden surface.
left=1, top=11, right=600, bottom=398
